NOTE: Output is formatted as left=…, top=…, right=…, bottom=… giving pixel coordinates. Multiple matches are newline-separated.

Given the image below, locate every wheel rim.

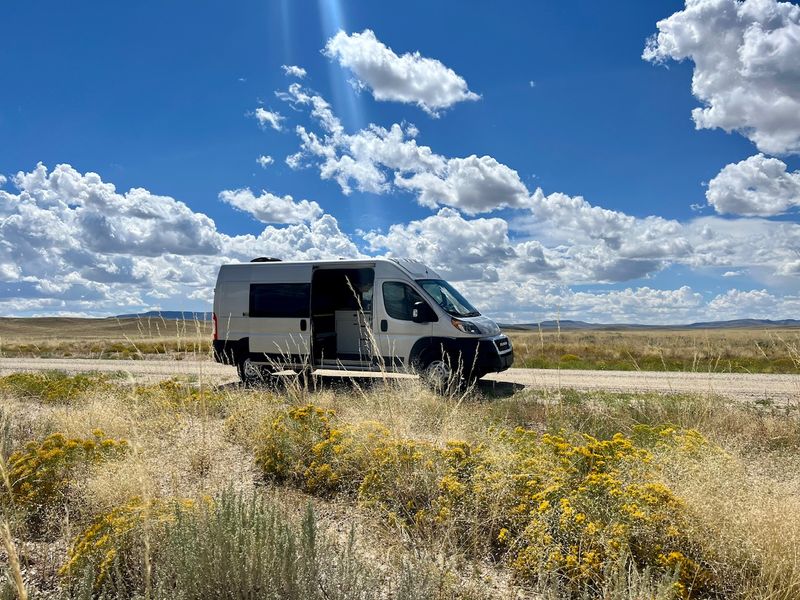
left=242, top=359, right=260, bottom=379
left=424, top=359, right=452, bottom=392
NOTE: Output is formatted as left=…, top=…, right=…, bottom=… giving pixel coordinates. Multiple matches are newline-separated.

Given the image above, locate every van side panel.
left=247, top=264, right=313, bottom=366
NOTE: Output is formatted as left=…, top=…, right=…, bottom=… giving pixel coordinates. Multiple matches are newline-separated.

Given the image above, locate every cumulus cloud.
left=707, top=288, right=800, bottom=318
left=324, top=29, right=479, bottom=116
left=395, top=155, right=532, bottom=214
left=364, top=208, right=517, bottom=281
left=3, top=163, right=221, bottom=257
left=273, top=82, right=800, bottom=285
left=219, top=188, right=323, bottom=224
left=280, top=84, right=528, bottom=213
left=457, top=279, right=800, bottom=324
left=256, top=155, right=274, bottom=168
left=3, top=163, right=798, bottom=322
left=706, top=153, right=800, bottom=216
left=644, top=0, right=800, bottom=155
left=281, top=64, right=307, bottom=78
left=0, top=175, right=6, bottom=187
left=254, top=107, right=285, bottom=131
left=0, top=164, right=358, bottom=315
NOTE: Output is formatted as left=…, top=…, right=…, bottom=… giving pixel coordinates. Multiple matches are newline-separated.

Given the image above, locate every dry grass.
left=0, top=317, right=211, bottom=359
left=1, top=366, right=799, bottom=598
left=3, top=317, right=799, bottom=375
left=509, top=327, right=800, bottom=373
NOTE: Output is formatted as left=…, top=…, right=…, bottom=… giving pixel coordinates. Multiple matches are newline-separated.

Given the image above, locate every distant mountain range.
left=115, top=311, right=212, bottom=321
left=499, top=318, right=800, bottom=331
left=112, top=312, right=800, bottom=330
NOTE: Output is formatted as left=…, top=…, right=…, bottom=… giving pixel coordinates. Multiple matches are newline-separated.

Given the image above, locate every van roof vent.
left=250, top=257, right=282, bottom=263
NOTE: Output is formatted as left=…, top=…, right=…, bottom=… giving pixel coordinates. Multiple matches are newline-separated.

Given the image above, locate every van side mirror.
left=411, top=301, right=435, bottom=323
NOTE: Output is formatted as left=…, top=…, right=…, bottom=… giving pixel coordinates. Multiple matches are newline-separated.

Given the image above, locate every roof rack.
left=250, top=257, right=282, bottom=263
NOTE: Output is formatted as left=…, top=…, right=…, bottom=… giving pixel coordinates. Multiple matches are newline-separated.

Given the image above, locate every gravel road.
left=0, top=357, right=797, bottom=403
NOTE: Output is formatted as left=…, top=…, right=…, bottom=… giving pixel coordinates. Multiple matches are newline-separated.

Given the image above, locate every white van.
left=212, top=258, right=513, bottom=388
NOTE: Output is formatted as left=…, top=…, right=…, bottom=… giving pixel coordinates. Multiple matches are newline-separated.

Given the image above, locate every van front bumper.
left=468, top=335, right=514, bottom=376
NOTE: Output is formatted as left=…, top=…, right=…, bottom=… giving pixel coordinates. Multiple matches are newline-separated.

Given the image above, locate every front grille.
left=494, top=336, right=512, bottom=354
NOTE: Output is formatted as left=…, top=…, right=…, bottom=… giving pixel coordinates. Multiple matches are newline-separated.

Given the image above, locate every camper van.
left=212, top=258, right=513, bottom=389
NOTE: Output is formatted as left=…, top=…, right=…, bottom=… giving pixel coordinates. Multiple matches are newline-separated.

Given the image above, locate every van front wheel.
left=421, top=357, right=458, bottom=394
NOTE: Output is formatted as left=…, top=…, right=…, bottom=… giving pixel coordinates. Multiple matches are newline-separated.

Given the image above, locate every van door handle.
left=380, top=319, right=388, bottom=332
left=300, top=319, right=307, bottom=331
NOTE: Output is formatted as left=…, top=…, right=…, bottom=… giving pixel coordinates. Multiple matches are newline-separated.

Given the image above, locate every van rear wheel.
left=237, top=358, right=272, bottom=387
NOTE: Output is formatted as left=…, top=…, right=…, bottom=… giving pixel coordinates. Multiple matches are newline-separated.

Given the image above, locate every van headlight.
left=451, top=318, right=481, bottom=334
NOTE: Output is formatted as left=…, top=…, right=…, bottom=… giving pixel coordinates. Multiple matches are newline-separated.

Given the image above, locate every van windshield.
left=417, top=279, right=480, bottom=318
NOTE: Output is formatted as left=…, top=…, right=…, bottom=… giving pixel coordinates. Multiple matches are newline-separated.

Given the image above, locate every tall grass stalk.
left=1, top=520, right=27, bottom=600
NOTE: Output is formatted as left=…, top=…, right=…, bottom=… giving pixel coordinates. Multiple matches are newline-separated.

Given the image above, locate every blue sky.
left=1, top=0, right=799, bottom=322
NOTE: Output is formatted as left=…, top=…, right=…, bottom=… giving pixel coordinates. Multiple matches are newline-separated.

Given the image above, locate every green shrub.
left=62, top=490, right=448, bottom=600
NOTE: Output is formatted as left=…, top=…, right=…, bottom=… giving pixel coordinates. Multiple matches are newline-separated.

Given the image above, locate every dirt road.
left=1, top=357, right=797, bottom=403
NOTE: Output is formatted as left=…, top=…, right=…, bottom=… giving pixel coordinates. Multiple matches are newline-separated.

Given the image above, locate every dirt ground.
left=0, top=357, right=797, bottom=404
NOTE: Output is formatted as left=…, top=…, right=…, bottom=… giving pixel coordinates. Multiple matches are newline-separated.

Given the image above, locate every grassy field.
left=1, top=318, right=799, bottom=375
left=1, top=370, right=800, bottom=599
left=0, top=318, right=211, bottom=360
left=510, top=327, right=800, bottom=374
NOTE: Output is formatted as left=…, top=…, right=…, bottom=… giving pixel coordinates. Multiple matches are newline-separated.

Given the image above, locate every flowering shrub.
left=255, top=404, right=337, bottom=490
left=489, top=430, right=716, bottom=596
left=0, top=371, right=110, bottom=403
left=133, top=379, right=227, bottom=415
left=6, top=430, right=129, bottom=522
left=60, top=496, right=193, bottom=590
left=255, top=405, right=726, bottom=598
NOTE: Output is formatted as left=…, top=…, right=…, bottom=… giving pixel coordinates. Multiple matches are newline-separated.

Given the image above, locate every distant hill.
left=111, top=313, right=800, bottom=328
left=500, top=318, right=800, bottom=331
left=115, top=311, right=212, bottom=321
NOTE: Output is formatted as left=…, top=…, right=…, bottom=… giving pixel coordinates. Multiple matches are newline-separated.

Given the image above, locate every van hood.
left=462, top=315, right=501, bottom=336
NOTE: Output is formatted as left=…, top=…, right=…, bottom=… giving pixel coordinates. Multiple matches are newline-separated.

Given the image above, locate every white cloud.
left=644, top=0, right=800, bottom=155
left=254, top=107, right=285, bottom=131
left=3, top=163, right=221, bottom=257
left=706, top=153, right=800, bottom=216
left=219, top=188, right=323, bottom=224
left=281, top=64, right=307, bottom=78
left=280, top=84, right=528, bottom=213
left=364, top=208, right=517, bottom=281
left=0, top=175, right=6, bottom=187
left=723, top=270, right=743, bottom=277
left=707, top=288, right=800, bottom=318
left=455, top=278, right=800, bottom=324
left=324, top=29, right=479, bottom=116
left=0, top=163, right=358, bottom=315
left=275, top=83, right=800, bottom=285
left=256, top=155, right=274, bottom=168
left=395, top=155, right=532, bottom=214
left=3, top=162, right=798, bottom=322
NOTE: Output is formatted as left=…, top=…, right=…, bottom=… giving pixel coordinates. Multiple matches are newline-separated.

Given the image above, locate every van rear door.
left=248, top=264, right=313, bottom=366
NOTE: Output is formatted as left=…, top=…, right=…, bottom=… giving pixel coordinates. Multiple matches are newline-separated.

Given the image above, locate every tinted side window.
left=250, top=283, right=310, bottom=318
left=382, top=282, right=425, bottom=321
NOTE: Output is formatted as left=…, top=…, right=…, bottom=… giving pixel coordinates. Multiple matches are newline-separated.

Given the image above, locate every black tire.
left=237, top=358, right=272, bottom=387
left=419, top=353, right=461, bottom=395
